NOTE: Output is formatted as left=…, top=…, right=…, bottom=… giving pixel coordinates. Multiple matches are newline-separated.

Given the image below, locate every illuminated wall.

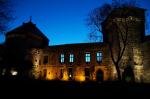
left=141, top=41, right=150, bottom=83
left=32, top=65, right=112, bottom=82
left=30, top=44, right=114, bottom=82
left=30, top=7, right=150, bottom=83
left=102, top=7, right=147, bottom=83
left=3, top=7, right=150, bottom=83
left=30, top=48, right=43, bottom=79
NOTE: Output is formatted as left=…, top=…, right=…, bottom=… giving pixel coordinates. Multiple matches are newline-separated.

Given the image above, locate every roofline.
left=48, top=42, right=104, bottom=47
left=6, top=22, right=49, bottom=41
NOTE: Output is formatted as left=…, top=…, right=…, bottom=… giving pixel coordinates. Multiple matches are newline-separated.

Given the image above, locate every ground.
left=0, top=79, right=150, bottom=98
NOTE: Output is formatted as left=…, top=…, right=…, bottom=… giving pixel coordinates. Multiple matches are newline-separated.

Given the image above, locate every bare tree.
left=107, top=9, right=136, bottom=81
left=0, top=0, right=12, bottom=34
left=86, top=0, right=137, bottom=42
left=86, top=0, right=137, bottom=81
left=86, top=3, right=112, bottom=42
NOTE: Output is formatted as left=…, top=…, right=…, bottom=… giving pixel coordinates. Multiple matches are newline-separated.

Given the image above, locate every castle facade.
left=0, top=7, right=150, bottom=83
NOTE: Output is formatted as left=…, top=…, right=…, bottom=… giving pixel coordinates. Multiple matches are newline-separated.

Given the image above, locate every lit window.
left=85, top=52, right=90, bottom=62
left=60, top=54, right=65, bottom=63
left=69, top=54, right=74, bottom=63
left=97, top=52, right=102, bottom=62
left=43, top=56, right=48, bottom=64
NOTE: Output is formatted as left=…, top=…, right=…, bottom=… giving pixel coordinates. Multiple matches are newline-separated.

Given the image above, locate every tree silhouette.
left=107, top=8, right=136, bottom=81
left=0, top=0, right=13, bottom=34
left=86, top=0, right=137, bottom=42
left=86, top=0, right=137, bottom=81
left=87, top=3, right=112, bottom=42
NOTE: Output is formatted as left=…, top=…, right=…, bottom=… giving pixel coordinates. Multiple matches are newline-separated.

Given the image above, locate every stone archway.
left=122, top=65, right=135, bottom=82
left=96, top=69, right=103, bottom=82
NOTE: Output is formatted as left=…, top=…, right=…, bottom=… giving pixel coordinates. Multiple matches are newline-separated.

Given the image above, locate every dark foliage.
left=0, top=0, right=13, bottom=34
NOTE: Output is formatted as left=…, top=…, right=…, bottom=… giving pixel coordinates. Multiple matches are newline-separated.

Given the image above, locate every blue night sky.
left=0, top=0, right=150, bottom=45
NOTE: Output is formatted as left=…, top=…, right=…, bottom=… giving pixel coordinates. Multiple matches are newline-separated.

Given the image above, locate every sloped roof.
left=6, top=21, right=49, bottom=41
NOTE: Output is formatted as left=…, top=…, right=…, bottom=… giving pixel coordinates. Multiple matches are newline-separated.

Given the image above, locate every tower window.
left=69, top=54, right=74, bottom=63
left=85, top=52, right=90, bottom=63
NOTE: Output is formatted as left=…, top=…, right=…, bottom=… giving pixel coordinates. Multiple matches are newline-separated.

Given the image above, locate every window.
left=85, top=52, right=90, bottom=62
left=69, top=54, right=74, bottom=63
left=39, top=60, right=41, bottom=65
left=97, top=52, right=102, bottom=62
left=43, top=56, right=48, bottom=64
left=60, top=54, right=65, bottom=63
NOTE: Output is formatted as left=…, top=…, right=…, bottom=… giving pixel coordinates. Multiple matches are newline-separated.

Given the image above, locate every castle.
left=0, top=7, right=150, bottom=83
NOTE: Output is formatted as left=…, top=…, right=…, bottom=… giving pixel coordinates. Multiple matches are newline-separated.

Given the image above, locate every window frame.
left=43, top=55, right=48, bottom=64
left=69, top=53, right=74, bottom=63
left=60, top=53, right=65, bottom=63
left=96, top=51, right=102, bottom=63
left=85, top=52, right=91, bottom=63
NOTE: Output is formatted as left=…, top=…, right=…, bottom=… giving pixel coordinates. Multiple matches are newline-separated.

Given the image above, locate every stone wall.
left=31, top=43, right=114, bottom=82
left=142, top=41, right=150, bottom=82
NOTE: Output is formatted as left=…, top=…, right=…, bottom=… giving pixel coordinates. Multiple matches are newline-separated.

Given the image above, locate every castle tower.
left=102, top=7, right=146, bottom=82
left=3, top=21, right=49, bottom=78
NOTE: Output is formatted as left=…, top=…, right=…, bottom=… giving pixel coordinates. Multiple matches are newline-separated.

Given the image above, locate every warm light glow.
left=47, top=73, right=54, bottom=80
left=75, top=75, right=85, bottom=82
left=31, top=49, right=41, bottom=66
left=11, top=70, right=18, bottom=76
left=62, top=72, right=68, bottom=81
left=78, top=76, right=85, bottom=82
left=69, top=74, right=72, bottom=78
left=134, top=66, right=143, bottom=82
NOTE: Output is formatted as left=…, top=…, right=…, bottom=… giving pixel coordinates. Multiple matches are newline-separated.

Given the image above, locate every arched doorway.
left=96, top=69, right=103, bottom=82
left=122, top=65, right=135, bottom=82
